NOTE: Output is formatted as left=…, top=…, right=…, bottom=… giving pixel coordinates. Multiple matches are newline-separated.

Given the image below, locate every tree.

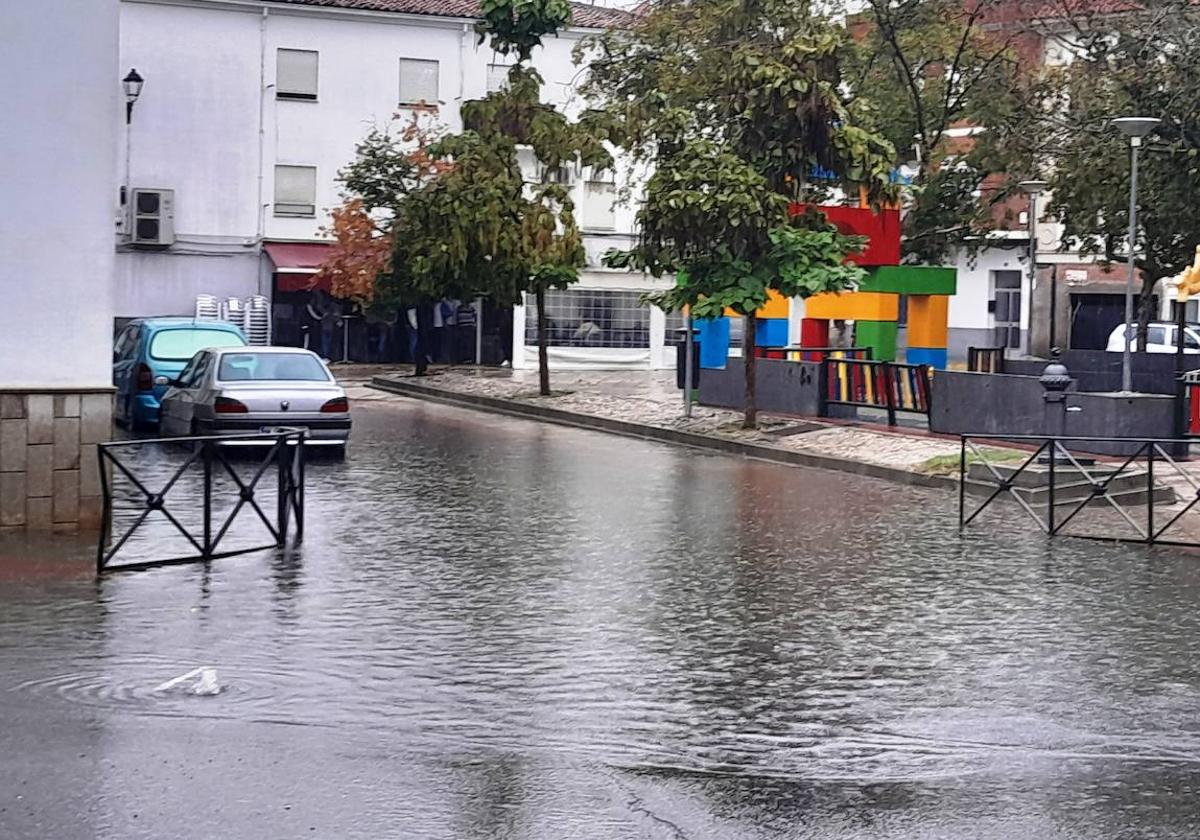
left=582, top=0, right=895, bottom=427
left=847, top=0, right=1030, bottom=263
left=1037, top=0, right=1200, bottom=349
left=316, top=115, right=449, bottom=309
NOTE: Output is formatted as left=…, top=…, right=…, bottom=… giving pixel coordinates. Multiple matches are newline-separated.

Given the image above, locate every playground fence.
left=820, top=358, right=932, bottom=426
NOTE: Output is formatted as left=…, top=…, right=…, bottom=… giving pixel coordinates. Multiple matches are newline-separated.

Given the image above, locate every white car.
left=159, top=347, right=351, bottom=451
left=1106, top=322, right=1200, bottom=354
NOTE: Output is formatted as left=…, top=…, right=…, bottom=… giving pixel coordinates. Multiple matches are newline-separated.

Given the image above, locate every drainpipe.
left=256, top=7, right=269, bottom=246
left=461, top=23, right=469, bottom=100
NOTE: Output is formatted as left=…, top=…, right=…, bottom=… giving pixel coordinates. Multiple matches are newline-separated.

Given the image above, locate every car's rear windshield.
left=217, top=352, right=331, bottom=382
left=150, top=328, right=245, bottom=361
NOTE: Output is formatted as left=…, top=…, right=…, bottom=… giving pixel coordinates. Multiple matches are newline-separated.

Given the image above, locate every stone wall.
left=0, top=391, right=113, bottom=532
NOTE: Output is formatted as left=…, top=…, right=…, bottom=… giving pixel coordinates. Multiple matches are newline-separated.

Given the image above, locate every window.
left=274, top=165, right=317, bottom=217
left=218, top=352, right=331, bottom=382
left=399, top=58, right=439, bottom=106
left=277, top=49, right=318, bottom=100
left=487, top=64, right=510, bottom=94
left=524, top=290, right=649, bottom=348
left=149, top=328, right=245, bottom=362
left=582, top=170, right=616, bottom=230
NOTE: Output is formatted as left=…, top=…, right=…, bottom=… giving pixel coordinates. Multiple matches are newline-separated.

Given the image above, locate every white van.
left=1106, top=322, right=1200, bottom=354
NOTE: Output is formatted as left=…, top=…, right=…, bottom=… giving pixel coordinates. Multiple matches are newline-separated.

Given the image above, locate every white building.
left=117, top=0, right=676, bottom=369
left=0, top=0, right=120, bottom=530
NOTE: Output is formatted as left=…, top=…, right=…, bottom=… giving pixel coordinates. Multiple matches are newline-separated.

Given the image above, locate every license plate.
left=260, top=425, right=307, bottom=433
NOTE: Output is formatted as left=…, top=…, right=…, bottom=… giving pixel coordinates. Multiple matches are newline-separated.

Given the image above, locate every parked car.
left=1106, top=322, right=1200, bottom=354
left=159, top=347, right=351, bottom=451
left=113, top=318, right=248, bottom=430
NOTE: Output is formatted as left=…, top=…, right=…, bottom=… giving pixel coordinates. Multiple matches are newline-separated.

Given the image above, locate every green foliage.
left=846, top=0, right=1027, bottom=262
left=581, top=0, right=893, bottom=424
left=579, top=0, right=899, bottom=204
left=1044, top=0, right=1200, bottom=288
left=476, top=0, right=572, bottom=62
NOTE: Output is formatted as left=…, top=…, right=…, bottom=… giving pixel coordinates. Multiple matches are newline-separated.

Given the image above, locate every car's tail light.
left=136, top=363, right=154, bottom=392
left=320, top=397, right=349, bottom=414
left=214, top=396, right=248, bottom=414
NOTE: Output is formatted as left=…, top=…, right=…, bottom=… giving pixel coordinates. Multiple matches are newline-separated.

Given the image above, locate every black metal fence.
left=821, top=358, right=932, bottom=426
left=958, top=434, right=1200, bottom=547
left=97, top=429, right=306, bottom=573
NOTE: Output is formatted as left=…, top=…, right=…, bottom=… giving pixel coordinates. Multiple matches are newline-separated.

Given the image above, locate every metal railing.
left=958, top=434, right=1200, bottom=547
left=967, top=345, right=1006, bottom=373
left=97, top=429, right=306, bottom=573
left=754, top=345, right=871, bottom=362
left=821, top=358, right=931, bottom=426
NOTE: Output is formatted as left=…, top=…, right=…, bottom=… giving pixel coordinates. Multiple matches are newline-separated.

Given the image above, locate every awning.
left=264, top=242, right=333, bottom=292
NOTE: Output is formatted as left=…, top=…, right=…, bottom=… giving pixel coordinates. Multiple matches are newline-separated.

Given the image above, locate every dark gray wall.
left=698, top=359, right=822, bottom=416
left=1003, top=350, right=1200, bottom=395
left=931, top=370, right=1181, bottom=455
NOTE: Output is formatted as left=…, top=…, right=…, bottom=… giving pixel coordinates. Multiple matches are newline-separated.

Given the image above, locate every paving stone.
left=1, top=394, right=25, bottom=420
left=79, top=445, right=105, bottom=498
left=53, top=418, right=81, bottom=470
left=53, top=470, right=79, bottom=524
left=26, top=496, right=53, bottom=530
left=78, top=495, right=104, bottom=531
left=1, top=419, right=27, bottom=472
left=80, top=394, right=113, bottom=444
left=27, top=395, right=54, bottom=444
left=54, top=394, right=81, bottom=418
left=0, top=473, right=26, bottom=527
left=26, top=445, right=53, bottom=498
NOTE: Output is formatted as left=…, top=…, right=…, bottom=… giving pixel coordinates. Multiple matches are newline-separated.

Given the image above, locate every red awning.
left=264, top=242, right=333, bottom=292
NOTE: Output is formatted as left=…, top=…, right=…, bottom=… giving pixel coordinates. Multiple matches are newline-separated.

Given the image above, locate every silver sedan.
left=159, top=347, right=351, bottom=450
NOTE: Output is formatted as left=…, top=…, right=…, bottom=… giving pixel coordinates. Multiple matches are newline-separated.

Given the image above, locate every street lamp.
left=1019, top=179, right=1048, bottom=355
left=122, top=68, right=144, bottom=125
left=1112, top=116, right=1160, bottom=393
left=121, top=69, right=145, bottom=235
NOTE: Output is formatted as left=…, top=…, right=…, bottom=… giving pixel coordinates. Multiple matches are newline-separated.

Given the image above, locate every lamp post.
left=122, top=69, right=144, bottom=234
left=1112, top=116, right=1160, bottom=393
left=1019, top=179, right=1048, bottom=356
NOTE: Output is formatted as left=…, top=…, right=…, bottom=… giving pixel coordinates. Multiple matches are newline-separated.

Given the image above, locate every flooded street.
left=4, top=397, right=1200, bottom=838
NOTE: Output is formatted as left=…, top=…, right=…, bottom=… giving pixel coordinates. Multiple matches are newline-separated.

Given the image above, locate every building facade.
left=118, top=0, right=676, bottom=369
left=0, top=0, right=119, bottom=531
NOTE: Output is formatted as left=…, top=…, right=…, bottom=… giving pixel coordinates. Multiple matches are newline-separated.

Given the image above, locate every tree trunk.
left=743, top=311, right=757, bottom=429
left=536, top=287, right=550, bottom=397
left=413, top=300, right=434, bottom=377
left=1136, top=274, right=1157, bottom=353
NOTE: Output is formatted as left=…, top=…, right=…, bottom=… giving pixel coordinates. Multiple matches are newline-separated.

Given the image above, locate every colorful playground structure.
left=702, top=203, right=958, bottom=369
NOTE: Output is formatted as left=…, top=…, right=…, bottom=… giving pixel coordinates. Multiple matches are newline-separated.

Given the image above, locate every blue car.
left=113, top=318, right=248, bottom=430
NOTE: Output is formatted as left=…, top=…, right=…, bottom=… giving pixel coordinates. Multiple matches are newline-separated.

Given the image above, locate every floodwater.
left=4, top=398, right=1200, bottom=839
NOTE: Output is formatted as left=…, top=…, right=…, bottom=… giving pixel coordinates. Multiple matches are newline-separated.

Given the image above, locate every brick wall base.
left=0, top=390, right=113, bottom=532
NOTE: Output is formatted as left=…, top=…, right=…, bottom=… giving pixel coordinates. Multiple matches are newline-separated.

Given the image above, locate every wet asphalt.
left=3, top=397, right=1200, bottom=838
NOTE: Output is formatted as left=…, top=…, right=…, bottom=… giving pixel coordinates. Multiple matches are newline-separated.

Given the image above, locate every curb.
left=369, top=376, right=959, bottom=493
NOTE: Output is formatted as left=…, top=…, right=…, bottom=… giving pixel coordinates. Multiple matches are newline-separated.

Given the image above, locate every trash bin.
left=673, top=327, right=701, bottom=390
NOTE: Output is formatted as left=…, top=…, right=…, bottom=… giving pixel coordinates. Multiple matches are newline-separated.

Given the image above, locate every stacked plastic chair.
left=241, top=295, right=272, bottom=346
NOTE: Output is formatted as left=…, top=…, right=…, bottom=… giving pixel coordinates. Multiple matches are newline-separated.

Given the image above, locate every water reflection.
left=3, top=399, right=1200, bottom=838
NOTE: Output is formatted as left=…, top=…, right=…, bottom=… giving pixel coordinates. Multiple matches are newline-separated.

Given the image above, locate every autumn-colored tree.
left=315, top=114, right=450, bottom=309
left=316, top=199, right=393, bottom=305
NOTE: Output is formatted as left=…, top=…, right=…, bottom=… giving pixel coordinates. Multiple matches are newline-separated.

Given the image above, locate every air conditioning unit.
left=130, top=188, right=175, bottom=247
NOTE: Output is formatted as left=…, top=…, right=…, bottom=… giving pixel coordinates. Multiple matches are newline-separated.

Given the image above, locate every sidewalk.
left=364, top=366, right=979, bottom=482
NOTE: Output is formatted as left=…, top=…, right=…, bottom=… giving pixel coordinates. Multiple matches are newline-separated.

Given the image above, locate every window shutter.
left=274, top=165, right=317, bottom=216
left=399, top=58, right=439, bottom=105
left=277, top=49, right=318, bottom=99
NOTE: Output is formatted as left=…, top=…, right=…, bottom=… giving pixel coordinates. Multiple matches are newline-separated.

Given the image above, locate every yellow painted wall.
left=804, top=291, right=899, bottom=322
left=906, top=295, right=949, bottom=348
